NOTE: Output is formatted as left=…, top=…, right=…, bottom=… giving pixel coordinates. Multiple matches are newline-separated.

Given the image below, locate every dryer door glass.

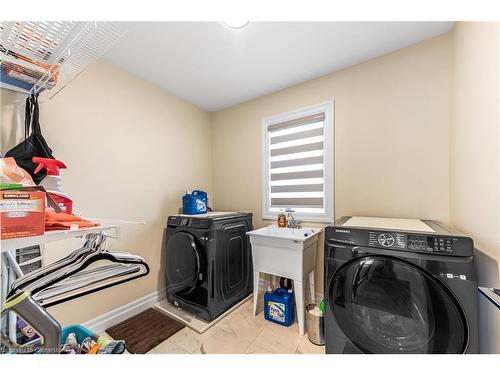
left=329, top=255, right=468, bottom=353
left=165, top=232, right=201, bottom=294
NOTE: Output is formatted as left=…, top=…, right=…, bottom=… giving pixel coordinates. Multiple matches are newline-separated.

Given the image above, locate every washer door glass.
left=330, top=256, right=468, bottom=353
left=165, top=232, right=201, bottom=294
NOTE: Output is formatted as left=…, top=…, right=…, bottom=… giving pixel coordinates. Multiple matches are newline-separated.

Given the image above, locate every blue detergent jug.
left=264, top=287, right=294, bottom=327
left=182, top=190, right=208, bottom=215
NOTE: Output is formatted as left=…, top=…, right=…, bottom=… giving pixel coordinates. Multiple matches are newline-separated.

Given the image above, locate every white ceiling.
left=104, top=22, right=454, bottom=112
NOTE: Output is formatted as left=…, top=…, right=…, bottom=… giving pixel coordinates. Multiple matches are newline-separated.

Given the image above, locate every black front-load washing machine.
left=163, top=212, right=253, bottom=321
left=324, top=216, right=479, bottom=354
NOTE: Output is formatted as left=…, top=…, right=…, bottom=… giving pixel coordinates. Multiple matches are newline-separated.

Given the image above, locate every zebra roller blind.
left=263, top=103, right=333, bottom=220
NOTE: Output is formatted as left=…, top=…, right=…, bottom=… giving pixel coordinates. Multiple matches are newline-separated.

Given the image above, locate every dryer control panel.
left=167, top=216, right=211, bottom=229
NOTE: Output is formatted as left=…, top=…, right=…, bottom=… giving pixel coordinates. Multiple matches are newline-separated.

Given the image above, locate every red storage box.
left=1, top=188, right=46, bottom=239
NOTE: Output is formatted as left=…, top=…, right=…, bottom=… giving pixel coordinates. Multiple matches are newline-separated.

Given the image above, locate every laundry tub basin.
left=247, top=225, right=322, bottom=335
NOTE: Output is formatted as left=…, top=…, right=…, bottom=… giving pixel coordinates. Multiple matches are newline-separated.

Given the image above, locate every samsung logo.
left=335, top=229, right=350, bottom=233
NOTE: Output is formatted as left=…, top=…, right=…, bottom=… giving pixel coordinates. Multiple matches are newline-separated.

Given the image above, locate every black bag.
left=5, top=94, right=54, bottom=184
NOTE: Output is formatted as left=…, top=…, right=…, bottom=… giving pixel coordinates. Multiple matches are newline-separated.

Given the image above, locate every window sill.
left=262, top=214, right=333, bottom=225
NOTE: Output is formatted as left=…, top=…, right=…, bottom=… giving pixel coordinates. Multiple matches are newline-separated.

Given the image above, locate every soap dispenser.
left=277, top=211, right=287, bottom=228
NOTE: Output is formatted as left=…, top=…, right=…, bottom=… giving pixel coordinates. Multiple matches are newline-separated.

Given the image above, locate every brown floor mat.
left=106, top=308, right=185, bottom=354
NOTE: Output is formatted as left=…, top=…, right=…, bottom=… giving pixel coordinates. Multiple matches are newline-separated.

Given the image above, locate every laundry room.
left=0, top=1, right=499, bottom=372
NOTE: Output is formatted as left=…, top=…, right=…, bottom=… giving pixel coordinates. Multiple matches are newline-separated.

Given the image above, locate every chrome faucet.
left=285, top=209, right=302, bottom=229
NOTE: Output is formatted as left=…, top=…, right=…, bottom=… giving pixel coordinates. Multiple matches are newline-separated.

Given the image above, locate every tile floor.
left=107, top=298, right=325, bottom=354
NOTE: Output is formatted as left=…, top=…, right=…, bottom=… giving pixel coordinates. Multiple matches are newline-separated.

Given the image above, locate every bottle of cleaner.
left=32, top=157, right=73, bottom=214
left=277, top=211, right=287, bottom=228
left=182, top=190, right=208, bottom=215
left=264, top=287, right=294, bottom=327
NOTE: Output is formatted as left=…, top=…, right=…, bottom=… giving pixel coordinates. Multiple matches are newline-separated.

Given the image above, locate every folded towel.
left=45, top=211, right=99, bottom=231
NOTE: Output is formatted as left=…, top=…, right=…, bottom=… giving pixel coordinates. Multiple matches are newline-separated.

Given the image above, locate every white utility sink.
left=247, top=225, right=322, bottom=335
left=246, top=225, right=321, bottom=243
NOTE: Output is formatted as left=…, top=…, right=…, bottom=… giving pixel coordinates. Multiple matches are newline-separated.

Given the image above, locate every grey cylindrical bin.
left=306, top=303, right=325, bottom=346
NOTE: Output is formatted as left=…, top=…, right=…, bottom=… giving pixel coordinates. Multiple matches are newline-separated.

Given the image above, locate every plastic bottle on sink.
left=32, top=157, right=73, bottom=214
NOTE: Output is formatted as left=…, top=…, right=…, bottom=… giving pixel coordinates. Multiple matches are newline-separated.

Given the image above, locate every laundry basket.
left=60, top=325, right=125, bottom=354
left=60, top=325, right=95, bottom=344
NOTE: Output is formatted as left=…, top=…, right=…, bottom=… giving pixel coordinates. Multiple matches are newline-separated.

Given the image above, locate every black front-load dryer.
left=163, top=212, right=253, bottom=321
left=324, top=216, right=479, bottom=354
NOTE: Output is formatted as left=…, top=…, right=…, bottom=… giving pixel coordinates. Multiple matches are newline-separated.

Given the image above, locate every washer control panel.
left=327, top=220, right=474, bottom=257
left=377, top=233, right=395, bottom=247
left=369, top=232, right=406, bottom=249
left=367, top=231, right=458, bottom=254
left=407, top=235, right=454, bottom=254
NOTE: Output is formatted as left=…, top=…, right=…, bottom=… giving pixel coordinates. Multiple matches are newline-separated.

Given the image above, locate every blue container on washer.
left=264, top=287, right=294, bottom=327
left=182, top=190, right=208, bottom=215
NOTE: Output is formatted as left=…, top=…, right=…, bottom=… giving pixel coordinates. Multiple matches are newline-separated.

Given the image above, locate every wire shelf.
left=0, top=21, right=125, bottom=100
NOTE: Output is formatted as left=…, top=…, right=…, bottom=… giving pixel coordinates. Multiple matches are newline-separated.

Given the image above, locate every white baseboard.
left=82, top=288, right=166, bottom=333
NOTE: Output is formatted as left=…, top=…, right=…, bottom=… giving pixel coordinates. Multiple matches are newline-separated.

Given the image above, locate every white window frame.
left=261, top=100, right=334, bottom=223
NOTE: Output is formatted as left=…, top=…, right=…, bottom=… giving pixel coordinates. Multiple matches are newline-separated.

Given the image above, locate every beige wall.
left=450, top=22, right=500, bottom=353
left=2, top=25, right=499, bottom=351
left=211, top=33, right=453, bottom=293
left=1, top=60, right=212, bottom=325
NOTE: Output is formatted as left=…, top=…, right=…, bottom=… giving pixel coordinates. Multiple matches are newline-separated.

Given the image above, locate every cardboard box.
left=1, top=188, right=46, bottom=239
